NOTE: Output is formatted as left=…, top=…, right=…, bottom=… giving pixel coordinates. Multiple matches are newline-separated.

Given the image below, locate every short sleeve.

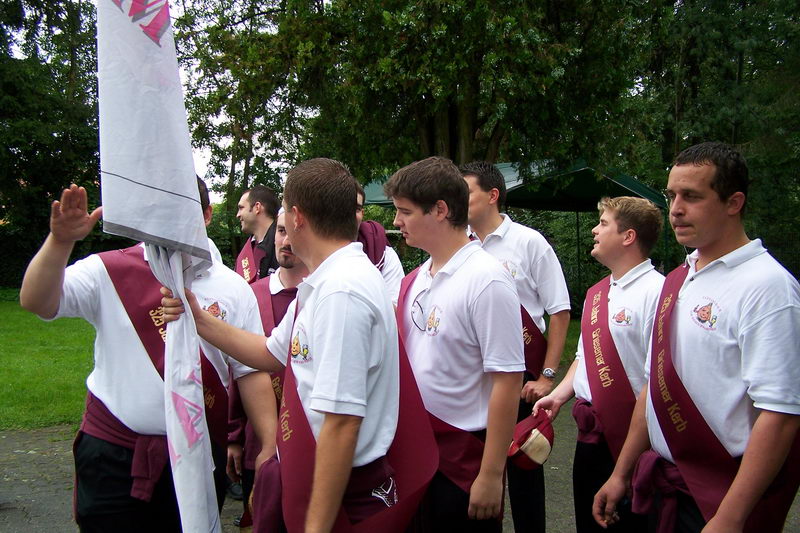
left=470, top=279, right=526, bottom=372
left=266, top=299, right=296, bottom=366
left=308, top=291, right=377, bottom=418
left=53, top=255, right=103, bottom=322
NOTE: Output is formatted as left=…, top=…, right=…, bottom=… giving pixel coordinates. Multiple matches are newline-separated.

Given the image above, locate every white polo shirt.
left=573, top=259, right=664, bottom=402
left=473, top=214, right=571, bottom=332
left=54, top=240, right=263, bottom=435
left=266, top=243, right=399, bottom=466
left=381, top=246, right=404, bottom=305
left=400, top=241, right=525, bottom=432
left=645, top=240, right=800, bottom=461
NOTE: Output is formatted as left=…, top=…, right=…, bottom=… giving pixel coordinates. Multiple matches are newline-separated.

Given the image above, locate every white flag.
left=97, top=1, right=220, bottom=531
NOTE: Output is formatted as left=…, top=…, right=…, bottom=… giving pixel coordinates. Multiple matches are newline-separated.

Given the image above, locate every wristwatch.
left=541, top=367, right=557, bottom=380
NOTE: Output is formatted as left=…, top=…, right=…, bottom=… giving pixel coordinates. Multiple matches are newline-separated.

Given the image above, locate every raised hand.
left=50, top=184, right=103, bottom=244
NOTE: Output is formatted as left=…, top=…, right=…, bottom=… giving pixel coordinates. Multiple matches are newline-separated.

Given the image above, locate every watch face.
left=542, top=368, right=556, bottom=379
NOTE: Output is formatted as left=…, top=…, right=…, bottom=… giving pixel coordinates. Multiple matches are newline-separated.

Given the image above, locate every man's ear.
left=433, top=199, right=450, bottom=221
left=726, top=191, right=746, bottom=216
left=203, top=205, right=213, bottom=227
left=290, top=205, right=304, bottom=230
left=621, top=228, right=636, bottom=248
left=489, top=188, right=500, bottom=206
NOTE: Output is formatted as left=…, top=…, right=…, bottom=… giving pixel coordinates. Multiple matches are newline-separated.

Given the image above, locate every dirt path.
left=1, top=408, right=797, bottom=532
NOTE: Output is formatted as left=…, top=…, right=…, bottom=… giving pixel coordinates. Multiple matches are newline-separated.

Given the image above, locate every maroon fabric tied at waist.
left=252, top=455, right=394, bottom=533
left=572, top=398, right=604, bottom=445
left=631, top=450, right=691, bottom=533
left=80, top=393, right=169, bottom=502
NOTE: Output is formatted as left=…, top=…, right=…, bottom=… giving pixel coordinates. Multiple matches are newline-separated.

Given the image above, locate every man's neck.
left=695, top=225, right=750, bottom=271
left=278, top=265, right=307, bottom=289
left=297, top=237, right=352, bottom=274
left=252, top=217, right=274, bottom=243
left=470, top=211, right=504, bottom=242
left=606, top=253, right=648, bottom=281
left=427, top=229, right=471, bottom=276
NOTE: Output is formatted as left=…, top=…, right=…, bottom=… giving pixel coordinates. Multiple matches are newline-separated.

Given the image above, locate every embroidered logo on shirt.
left=611, top=307, right=632, bottom=326
left=501, top=260, right=519, bottom=279
left=691, top=299, right=718, bottom=330
left=290, top=325, right=312, bottom=363
left=204, top=301, right=227, bottom=321
left=425, top=306, right=441, bottom=336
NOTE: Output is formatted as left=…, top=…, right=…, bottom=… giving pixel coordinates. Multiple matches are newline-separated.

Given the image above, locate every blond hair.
left=598, top=196, right=663, bottom=256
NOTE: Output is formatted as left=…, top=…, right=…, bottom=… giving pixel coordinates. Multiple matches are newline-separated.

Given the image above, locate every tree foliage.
left=2, top=0, right=799, bottom=286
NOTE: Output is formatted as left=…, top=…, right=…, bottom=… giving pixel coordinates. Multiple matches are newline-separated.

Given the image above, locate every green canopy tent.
left=364, top=162, right=669, bottom=307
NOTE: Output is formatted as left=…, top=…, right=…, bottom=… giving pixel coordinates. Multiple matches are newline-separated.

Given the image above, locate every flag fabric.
left=97, top=1, right=219, bottom=531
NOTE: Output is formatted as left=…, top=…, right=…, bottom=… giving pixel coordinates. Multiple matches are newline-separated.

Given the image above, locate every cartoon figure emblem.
left=501, top=260, right=519, bottom=279
left=290, top=327, right=311, bottom=363
left=204, top=301, right=227, bottom=320
left=612, top=307, right=632, bottom=326
left=691, top=300, right=718, bottom=330
left=425, top=306, right=441, bottom=336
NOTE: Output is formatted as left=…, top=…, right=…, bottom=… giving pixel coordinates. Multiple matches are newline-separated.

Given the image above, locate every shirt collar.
left=423, top=240, right=482, bottom=280
left=611, top=258, right=654, bottom=288
left=686, top=239, right=765, bottom=273
left=470, top=213, right=513, bottom=243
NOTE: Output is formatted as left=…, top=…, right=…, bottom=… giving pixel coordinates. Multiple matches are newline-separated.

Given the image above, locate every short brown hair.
left=598, top=196, right=663, bottom=256
left=384, top=156, right=468, bottom=228
left=283, top=158, right=358, bottom=241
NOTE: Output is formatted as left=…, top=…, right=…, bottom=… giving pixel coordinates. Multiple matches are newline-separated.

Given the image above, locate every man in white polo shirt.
left=534, top=196, right=663, bottom=532
left=162, top=159, right=406, bottom=533
left=593, top=142, right=800, bottom=532
left=19, top=178, right=275, bottom=532
left=461, top=161, right=571, bottom=533
left=384, top=156, right=524, bottom=532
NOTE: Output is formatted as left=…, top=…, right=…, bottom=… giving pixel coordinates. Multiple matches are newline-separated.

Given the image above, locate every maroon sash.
left=648, top=263, right=800, bottom=529
left=579, top=276, right=636, bottom=460
left=99, top=245, right=228, bottom=448
left=397, top=268, right=483, bottom=493
left=521, top=306, right=547, bottom=377
left=251, top=275, right=296, bottom=403
left=278, top=289, right=437, bottom=532
left=236, top=239, right=264, bottom=284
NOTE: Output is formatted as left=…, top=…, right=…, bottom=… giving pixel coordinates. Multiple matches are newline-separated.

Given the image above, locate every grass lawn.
left=0, top=289, right=95, bottom=429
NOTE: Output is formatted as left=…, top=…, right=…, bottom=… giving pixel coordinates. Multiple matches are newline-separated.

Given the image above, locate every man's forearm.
left=711, top=410, right=800, bottom=528
left=194, top=312, right=283, bottom=373
left=305, top=413, right=361, bottom=533
left=237, top=371, right=278, bottom=459
left=481, top=372, right=523, bottom=477
left=543, top=310, right=570, bottom=370
left=550, top=358, right=579, bottom=404
left=20, top=234, right=74, bottom=318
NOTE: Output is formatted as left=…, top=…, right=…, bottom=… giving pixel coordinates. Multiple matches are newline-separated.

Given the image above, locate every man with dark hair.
left=19, top=179, right=275, bottom=532
left=385, top=156, right=524, bottom=532
left=236, top=184, right=281, bottom=283
left=594, top=142, right=800, bottom=532
left=534, top=196, right=663, bottom=532
left=161, top=158, right=422, bottom=533
left=355, top=182, right=404, bottom=304
left=461, top=160, right=571, bottom=533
